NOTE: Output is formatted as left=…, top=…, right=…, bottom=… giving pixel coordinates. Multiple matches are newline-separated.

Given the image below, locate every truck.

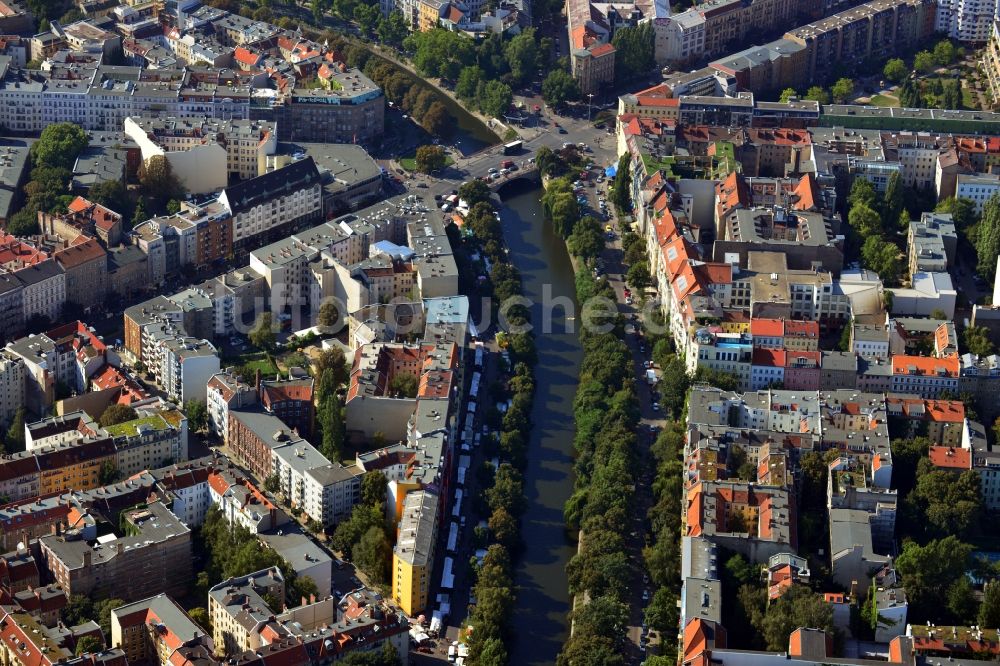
left=503, top=140, right=522, bottom=155
left=501, top=159, right=514, bottom=169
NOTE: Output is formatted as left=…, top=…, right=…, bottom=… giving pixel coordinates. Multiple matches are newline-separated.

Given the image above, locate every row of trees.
left=548, top=168, right=638, bottom=663
left=452, top=178, right=537, bottom=666
left=779, top=77, right=855, bottom=105
left=975, top=192, right=1000, bottom=278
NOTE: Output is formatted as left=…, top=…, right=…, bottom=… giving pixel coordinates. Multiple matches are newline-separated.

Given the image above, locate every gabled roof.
left=928, top=446, right=972, bottom=469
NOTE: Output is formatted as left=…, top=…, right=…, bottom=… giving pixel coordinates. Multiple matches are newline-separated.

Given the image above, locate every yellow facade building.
left=392, top=490, right=439, bottom=616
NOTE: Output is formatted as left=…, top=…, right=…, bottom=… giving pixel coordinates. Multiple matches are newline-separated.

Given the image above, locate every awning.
left=605, top=165, right=617, bottom=177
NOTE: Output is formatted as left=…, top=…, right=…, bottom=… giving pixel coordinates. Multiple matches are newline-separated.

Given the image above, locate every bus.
left=503, top=140, right=522, bottom=155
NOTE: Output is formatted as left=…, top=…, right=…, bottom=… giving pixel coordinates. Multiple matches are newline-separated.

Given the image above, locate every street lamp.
left=587, top=93, right=594, bottom=121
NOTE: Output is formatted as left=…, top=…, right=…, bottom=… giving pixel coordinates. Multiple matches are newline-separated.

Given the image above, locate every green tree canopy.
left=99, top=404, right=137, bottom=427
left=542, top=69, right=581, bottom=107
left=914, top=50, right=936, bottom=73
left=183, top=399, right=207, bottom=432
left=567, top=216, right=605, bottom=260
left=831, top=77, right=854, bottom=103
left=963, top=325, right=996, bottom=356
left=249, top=312, right=276, bottom=351
left=977, top=192, right=1000, bottom=277
left=896, top=536, right=973, bottom=622
left=883, top=58, right=908, bottom=83
left=139, top=155, right=186, bottom=209
left=32, top=122, right=88, bottom=170
left=414, top=144, right=447, bottom=173
left=504, top=28, right=539, bottom=86
left=803, top=86, right=830, bottom=104
left=778, top=87, right=798, bottom=102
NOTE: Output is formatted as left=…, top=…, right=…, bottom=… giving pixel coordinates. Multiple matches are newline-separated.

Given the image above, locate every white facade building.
left=936, top=0, right=998, bottom=42
left=956, top=172, right=1000, bottom=214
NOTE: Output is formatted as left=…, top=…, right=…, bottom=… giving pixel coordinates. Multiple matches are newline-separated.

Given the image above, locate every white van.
left=448, top=644, right=457, bottom=662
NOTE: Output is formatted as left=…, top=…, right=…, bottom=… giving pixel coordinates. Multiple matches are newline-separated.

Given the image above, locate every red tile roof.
left=928, top=446, right=972, bottom=469
left=753, top=348, right=786, bottom=367
left=590, top=42, right=615, bottom=57
left=67, top=196, right=120, bottom=231
left=751, top=318, right=784, bottom=337
left=891, top=355, right=959, bottom=378
left=234, top=47, right=260, bottom=66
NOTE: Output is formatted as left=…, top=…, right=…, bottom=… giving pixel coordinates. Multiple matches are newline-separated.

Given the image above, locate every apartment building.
left=392, top=489, right=438, bottom=616
left=890, top=354, right=960, bottom=398
left=52, top=239, right=108, bottom=312
left=206, top=369, right=257, bottom=437
left=0, top=350, right=23, bottom=426
left=111, top=594, right=216, bottom=666
left=955, top=172, right=1000, bottom=213
left=685, top=480, right=795, bottom=562
left=936, top=0, right=999, bottom=41
left=907, top=212, right=957, bottom=277
left=227, top=409, right=305, bottom=480
left=208, top=567, right=285, bottom=656
left=5, top=320, right=115, bottom=413
left=0, top=51, right=384, bottom=144
left=39, top=501, right=192, bottom=601
left=103, top=409, right=188, bottom=476
left=827, top=456, right=897, bottom=553
left=122, top=296, right=219, bottom=403
left=219, top=157, right=324, bottom=258
left=785, top=0, right=935, bottom=83
left=16, top=259, right=65, bottom=325
left=124, top=116, right=278, bottom=193
left=271, top=441, right=363, bottom=528
left=0, top=270, right=24, bottom=344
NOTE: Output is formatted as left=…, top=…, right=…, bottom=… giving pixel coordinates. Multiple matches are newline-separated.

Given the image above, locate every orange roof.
left=716, top=171, right=750, bottom=216
left=928, top=446, right=972, bottom=469
left=234, top=46, right=260, bottom=66
left=891, top=354, right=959, bottom=378
left=638, top=96, right=680, bottom=108
left=695, top=262, right=731, bottom=285
left=935, top=322, right=952, bottom=351
left=749, top=128, right=811, bottom=147
left=751, top=318, right=784, bottom=337
left=824, top=592, right=846, bottom=604
left=67, top=196, right=120, bottom=230
left=632, top=82, right=676, bottom=104
left=784, top=319, right=819, bottom=337
left=0, top=234, right=48, bottom=267
left=785, top=351, right=820, bottom=368
left=791, top=173, right=819, bottom=211
left=653, top=208, right=679, bottom=246
left=590, top=42, right=615, bottom=57
left=446, top=5, right=463, bottom=21
left=686, top=486, right=703, bottom=537
left=924, top=399, right=965, bottom=422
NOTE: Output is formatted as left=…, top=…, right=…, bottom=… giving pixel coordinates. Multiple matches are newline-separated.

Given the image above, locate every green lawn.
left=225, top=351, right=279, bottom=377
left=962, top=87, right=978, bottom=110
left=869, top=94, right=900, bottom=108
left=105, top=415, right=168, bottom=438
left=399, top=155, right=455, bottom=172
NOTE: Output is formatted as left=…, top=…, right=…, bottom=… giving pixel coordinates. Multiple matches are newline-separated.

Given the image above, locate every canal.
left=499, top=181, right=580, bottom=664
